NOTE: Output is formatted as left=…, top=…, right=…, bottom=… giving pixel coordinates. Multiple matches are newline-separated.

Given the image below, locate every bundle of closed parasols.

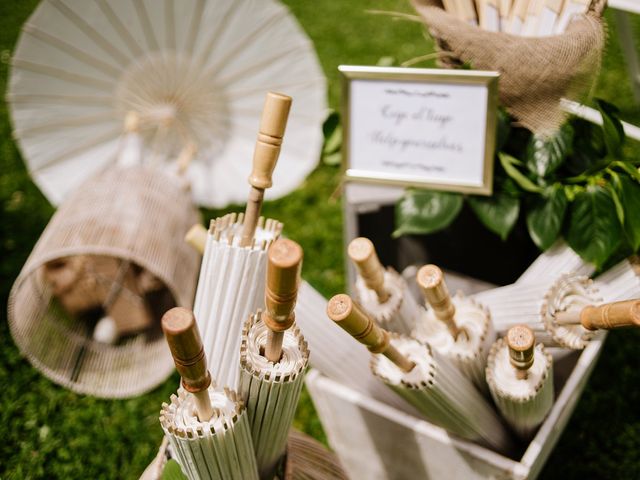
left=324, top=235, right=640, bottom=455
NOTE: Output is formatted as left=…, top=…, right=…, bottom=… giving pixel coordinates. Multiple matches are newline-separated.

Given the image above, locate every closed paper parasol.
left=160, top=307, right=259, bottom=480
left=414, top=265, right=495, bottom=391
left=475, top=259, right=640, bottom=348
left=239, top=239, right=309, bottom=478
left=486, top=325, right=554, bottom=439
left=8, top=0, right=326, bottom=208
left=347, top=237, right=423, bottom=336
left=327, top=294, right=513, bottom=453
left=516, top=240, right=594, bottom=284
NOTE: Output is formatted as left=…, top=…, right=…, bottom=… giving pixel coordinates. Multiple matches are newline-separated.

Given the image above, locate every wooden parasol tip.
left=161, top=307, right=211, bottom=393
left=265, top=238, right=303, bottom=323
left=416, top=264, right=444, bottom=290
left=506, top=325, right=535, bottom=379
left=417, top=264, right=461, bottom=338
left=581, top=299, right=640, bottom=331
left=260, top=92, right=293, bottom=139
left=326, top=293, right=355, bottom=323
left=347, top=237, right=389, bottom=303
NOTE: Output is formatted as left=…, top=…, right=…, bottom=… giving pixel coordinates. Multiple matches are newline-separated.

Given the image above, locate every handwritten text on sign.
left=349, top=79, right=490, bottom=188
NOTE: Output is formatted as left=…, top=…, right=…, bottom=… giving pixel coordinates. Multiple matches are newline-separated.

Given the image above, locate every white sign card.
left=341, top=66, right=499, bottom=195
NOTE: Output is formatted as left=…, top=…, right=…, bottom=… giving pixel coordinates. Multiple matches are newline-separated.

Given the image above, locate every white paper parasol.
left=414, top=265, right=495, bottom=391
left=486, top=325, right=554, bottom=440
left=516, top=240, right=594, bottom=284
left=8, top=0, right=326, bottom=208
left=347, top=237, right=423, bottom=336
left=327, top=294, right=513, bottom=454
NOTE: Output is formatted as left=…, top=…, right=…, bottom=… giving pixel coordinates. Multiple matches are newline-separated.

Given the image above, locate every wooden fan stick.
left=347, top=237, right=390, bottom=303
left=417, top=265, right=465, bottom=339
left=555, top=299, right=640, bottom=331
left=239, top=92, right=292, bottom=247
left=162, top=307, right=214, bottom=421
left=327, top=294, right=415, bottom=373
left=507, top=325, right=535, bottom=380
left=262, top=238, right=303, bottom=363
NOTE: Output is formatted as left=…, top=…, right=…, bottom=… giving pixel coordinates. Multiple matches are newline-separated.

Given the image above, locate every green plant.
left=394, top=100, right=640, bottom=269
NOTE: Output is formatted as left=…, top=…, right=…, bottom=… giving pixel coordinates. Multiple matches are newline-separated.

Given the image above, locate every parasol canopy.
left=8, top=0, right=327, bottom=208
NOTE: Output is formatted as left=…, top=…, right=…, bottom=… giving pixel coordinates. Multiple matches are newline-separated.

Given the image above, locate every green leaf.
left=496, top=109, right=511, bottom=152
left=323, top=151, right=341, bottom=166
left=595, top=98, right=625, bottom=156
left=525, top=123, right=573, bottom=178
left=566, top=118, right=606, bottom=176
left=376, top=56, right=396, bottom=66
left=607, top=182, right=625, bottom=225
left=526, top=186, right=568, bottom=250
left=617, top=175, right=640, bottom=251
left=393, top=189, right=463, bottom=237
left=499, top=153, right=544, bottom=193
left=467, top=194, right=520, bottom=241
left=613, top=160, right=640, bottom=182
left=162, top=460, right=188, bottom=480
left=566, top=185, right=623, bottom=268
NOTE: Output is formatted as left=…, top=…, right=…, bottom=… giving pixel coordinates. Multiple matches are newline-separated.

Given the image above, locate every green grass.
left=1, top=1, right=640, bottom=478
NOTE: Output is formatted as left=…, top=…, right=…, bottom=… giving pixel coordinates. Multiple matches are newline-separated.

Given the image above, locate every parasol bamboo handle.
left=239, top=92, right=292, bottom=247
left=347, top=237, right=390, bottom=303
left=327, top=294, right=415, bottom=373
left=556, top=299, right=640, bottom=331
left=185, top=224, right=207, bottom=255
left=417, top=265, right=461, bottom=339
left=506, top=324, right=535, bottom=380
left=161, top=307, right=214, bottom=421
left=263, top=238, right=303, bottom=362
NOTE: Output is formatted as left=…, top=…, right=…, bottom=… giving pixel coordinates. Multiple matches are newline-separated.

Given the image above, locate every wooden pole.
left=161, top=307, right=214, bottom=421
left=555, top=299, right=640, bottom=331
left=506, top=325, right=535, bottom=380
left=327, top=294, right=415, bottom=373
left=347, top=237, right=390, bottom=303
left=239, top=92, right=292, bottom=247
left=416, top=264, right=464, bottom=339
left=262, top=238, right=303, bottom=363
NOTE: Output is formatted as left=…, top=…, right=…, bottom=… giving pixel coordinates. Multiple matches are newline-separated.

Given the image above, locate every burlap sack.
left=411, top=0, right=606, bottom=134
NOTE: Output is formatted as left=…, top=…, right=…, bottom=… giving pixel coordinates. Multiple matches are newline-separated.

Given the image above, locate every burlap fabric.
left=411, top=0, right=606, bottom=134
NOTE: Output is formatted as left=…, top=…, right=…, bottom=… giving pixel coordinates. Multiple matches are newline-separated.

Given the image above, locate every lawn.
left=1, top=1, right=640, bottom=478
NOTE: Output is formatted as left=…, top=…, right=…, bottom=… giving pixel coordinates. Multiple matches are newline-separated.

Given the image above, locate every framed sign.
left=340, top=65, right=499, bottom=195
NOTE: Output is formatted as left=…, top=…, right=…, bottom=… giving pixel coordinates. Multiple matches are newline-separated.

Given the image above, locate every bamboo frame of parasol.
left=486, top=325, right=554, bottom=439
left=348, top=237, right=423, bottom=336
left=239, top=238, right=309, bottom=479
left=414, top=265, right=495, bottom=391
left=160, top=307, right=259, bottom=480
left=327, top=294, right=513, bottom=453
left=192, top=92, right=291, bottom=390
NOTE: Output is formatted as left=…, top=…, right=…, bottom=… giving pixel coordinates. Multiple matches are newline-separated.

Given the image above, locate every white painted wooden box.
left=305, top=332, right=606, bottom=480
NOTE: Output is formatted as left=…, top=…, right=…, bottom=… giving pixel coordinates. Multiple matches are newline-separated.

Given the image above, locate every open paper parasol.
left=414, top=265, right=495, bottom=390
left=347, top=237, right=423, bottom=336
left=486, top=325, right=554, bottom=439
left=327, top=294, right=513, bottom=453
left=160, top=307, right=259, bottom=480
left=239, top=239, right=309, bottom=478
left=8, top=0, right=326, bottom=208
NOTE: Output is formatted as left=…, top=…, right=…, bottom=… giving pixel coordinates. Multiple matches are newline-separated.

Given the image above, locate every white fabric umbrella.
left=8, top=0, right=326, bottom=208
left=238, top=238, right=308, bottom=479
left=348, top=237, right=423, bottom=336
left=486, top=326, right=554, bottom=439
left=327, top=294, right=513, bottom=454
left=414, top=265, right=495, bottom=391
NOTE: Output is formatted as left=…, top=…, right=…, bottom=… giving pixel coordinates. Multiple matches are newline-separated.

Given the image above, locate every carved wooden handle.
left=580, top=300, right=640, bottom=331
left=327, top=294, right=414, bottom=372
left=265, top=238, right=303, bottom=327
left=416, top=265, right=460, bottom=338
left=161, top=307, right=211, bottom=393
left=347, top=237, right=390, bottom=303
left=506, top=324, right=535, bottom=380
left=248, top=92, right=292, bottom=190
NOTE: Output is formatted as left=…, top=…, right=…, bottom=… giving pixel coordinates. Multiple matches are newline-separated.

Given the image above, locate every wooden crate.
left=306, top=332, right=605, bottom=480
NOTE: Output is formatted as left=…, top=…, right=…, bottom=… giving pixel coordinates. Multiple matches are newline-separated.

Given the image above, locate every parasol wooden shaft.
left=507, top=325, right=535, bottom=380
left=239, top=92, right=292, bottom=247
left=262, top=238, right=303, bottom=362
left=347, top=237, right=390, bottom=303
left=327, top=294, right=415, bottom=373
left=161, top=307, right=214, bottom=421
left=555, top=299, right=640, bottom=331
left=417, top=264, right=461, bottom=339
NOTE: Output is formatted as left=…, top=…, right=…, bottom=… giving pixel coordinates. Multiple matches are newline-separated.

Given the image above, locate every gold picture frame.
left=340, top=65, right=499, bottom=196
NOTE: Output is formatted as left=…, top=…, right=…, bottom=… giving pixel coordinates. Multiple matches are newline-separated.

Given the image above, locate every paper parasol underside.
left=8, top=165, right=200, bottom=397
left=193, top=214, right=282, bottom=389
left=239, top=314, right=309, bottom=478
left=8, top=0, right=327, bottom=208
